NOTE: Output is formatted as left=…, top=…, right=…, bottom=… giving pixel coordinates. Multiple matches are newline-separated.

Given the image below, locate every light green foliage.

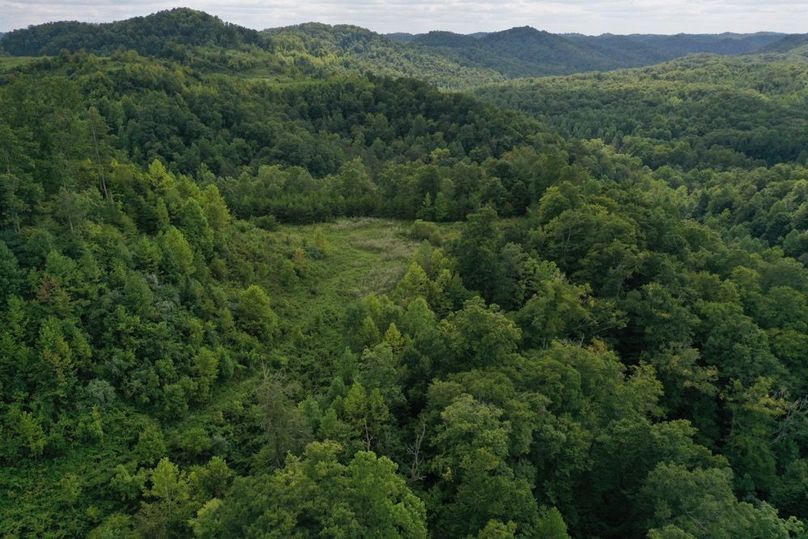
left=237, top=284, right=279, bottom=339
left=642, top=464, right=805, bottom=539
left=159, top=226, right=195, bottom=278
left=208, top=441, right=427, bottom=537
left=137, top=458, right=193, bottom=538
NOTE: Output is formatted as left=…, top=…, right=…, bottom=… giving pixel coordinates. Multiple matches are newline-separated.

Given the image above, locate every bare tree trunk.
left=407, top=422, right=427, bottom=482
left=364, top=420, right=373, bottom=451
left=90, top=122, right=110, bottom=200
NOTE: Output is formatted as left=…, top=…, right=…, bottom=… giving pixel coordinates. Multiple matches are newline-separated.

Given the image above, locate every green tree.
left=237, top=284, right=279, bottom=339
left=137, top=458, right=193, bottom=539
left=208, top=441, right=427, bottom=538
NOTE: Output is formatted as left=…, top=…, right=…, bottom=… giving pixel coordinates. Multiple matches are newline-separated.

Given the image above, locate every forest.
left=1, top=7, right=808, bottom=539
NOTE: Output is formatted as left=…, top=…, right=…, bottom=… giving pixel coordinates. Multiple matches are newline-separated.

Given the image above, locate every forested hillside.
left=406, top=27, right=621, bottom=76
left=262, top=23, right=505, bottom=88
left=476, top=55, right=808, bottom=169
left=0, top=9, right=264, bottom=57
left=405, top=28, right=788, bottom=77
left=2, top=9, right=802, bottom=87
left=2, top=9, right=808, bottom=539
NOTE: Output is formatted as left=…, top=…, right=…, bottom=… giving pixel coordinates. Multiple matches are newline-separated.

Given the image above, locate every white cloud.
left=1, top=0, right=806, bottom=34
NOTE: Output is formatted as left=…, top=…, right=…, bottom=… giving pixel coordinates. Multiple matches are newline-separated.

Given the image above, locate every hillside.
left=402, top=28, right=788, bottom=77
left=0, top=8, right=264, bottom=57
left=763, top=33, right=808, bottom=54
left=262, top=23, right=505, bottom=88
left=475, top=54, right=808, bottom=169
left=408, top=27, right=621, bottom=76
left=3, top=11, right=793, bottom=87
left=616, top=32, right=784, bottom=56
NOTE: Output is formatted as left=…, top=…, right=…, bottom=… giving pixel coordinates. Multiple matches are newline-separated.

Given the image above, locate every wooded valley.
left=1, top=8, right=808, bottom=538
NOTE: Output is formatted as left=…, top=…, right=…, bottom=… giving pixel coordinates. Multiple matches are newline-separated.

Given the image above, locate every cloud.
left=1, top=0, right=806, bottom=34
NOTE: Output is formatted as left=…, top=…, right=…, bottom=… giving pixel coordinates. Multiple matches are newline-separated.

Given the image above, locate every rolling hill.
left=762, top=33, right=808, bottom=54
left=407, top=27, right=622, bottom=76
left=262, top=23, right=505, bottom=87
left=405, top=28, right=789, bottom=77
left=0, top=8, right=265, bottom=56
left=3, top=7, right=808, bottom=539
left=474, top=54, right=808, bottom=169
left=2, top=10, right=798, bottom=88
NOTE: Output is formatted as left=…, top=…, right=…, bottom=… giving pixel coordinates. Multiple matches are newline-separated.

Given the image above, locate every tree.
left=237, top=284, right=279, bottom=339
left=516, top=261, right=592, bottom=348
left=340, top=382, right=392, bottom=453
left=441, top=297, right=521, bottom=370
left=87, top=106, right=112, bottom=200
left=159, top=226, right=195, bottom=278
left=137, top=458, right=193, bottom=539
left=251, top=373, right=311, bottom=469
left=641, top=463, right=804, bottom=539
left=427, top=393, right=541, bottom=537
left=0, top=241, right=23, bottom=304
left=333, top=158, right=378, bottom=215
left=208, top=441, right=427, bottom=538
left=453, top=207, right=502, bottom=301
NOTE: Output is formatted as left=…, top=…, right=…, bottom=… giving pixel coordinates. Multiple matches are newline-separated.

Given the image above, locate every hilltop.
left=0, top=8, right=264, bottom=56
left=1, top=9, right=802, bottom=87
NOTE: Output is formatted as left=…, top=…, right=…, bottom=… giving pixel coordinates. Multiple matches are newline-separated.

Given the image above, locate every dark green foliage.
left=406, top=27, right=785, bottom=78
left=263, top=23, right=504, bottom=89
left=476, top=55, right=808, bottom=169
left=0, top=8, right=264, bottom=57
left=4, top=12, right=795, bottom=89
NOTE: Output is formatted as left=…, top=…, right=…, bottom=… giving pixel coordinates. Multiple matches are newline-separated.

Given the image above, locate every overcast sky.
left=1, top=0, right=807, bottom=35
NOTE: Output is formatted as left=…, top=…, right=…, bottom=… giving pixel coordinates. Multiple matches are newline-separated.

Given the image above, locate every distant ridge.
left=762, top=33, right=808, bottom=53
left=402, top=26, right=787, bottom=77
left=1, top=9, right=802, bottom=84
left=262, top=22, right=505, bottom=88
left=0, top=8, right=264, bottom=56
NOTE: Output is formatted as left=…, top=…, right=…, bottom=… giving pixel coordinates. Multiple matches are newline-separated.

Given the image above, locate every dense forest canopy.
left=475, top=55, right=808, bottom=169
left=4, top=8, right=808, bottom=87
left=1, top=8, right=808, bottom=539
left=403, top=27, right=789, bottom=77
left=0, top=9, right=264, bottom=56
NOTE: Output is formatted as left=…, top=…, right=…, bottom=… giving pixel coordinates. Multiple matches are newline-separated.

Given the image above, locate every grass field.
left=285, top=218, right=417, bottom=299
left=0, top=56, right=41, bottom=72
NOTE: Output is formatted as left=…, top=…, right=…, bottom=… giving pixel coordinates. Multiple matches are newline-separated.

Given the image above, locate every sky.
left=1, top=0, right=807, bottom=35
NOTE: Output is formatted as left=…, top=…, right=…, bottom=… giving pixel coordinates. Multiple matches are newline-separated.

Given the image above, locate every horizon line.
left=0, top=8, right=799, bottom=38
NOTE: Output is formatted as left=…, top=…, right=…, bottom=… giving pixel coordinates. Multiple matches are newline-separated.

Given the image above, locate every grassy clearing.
left=280, top=218, right=418, bottom=304
left=0, top=56, right=42, bottom=72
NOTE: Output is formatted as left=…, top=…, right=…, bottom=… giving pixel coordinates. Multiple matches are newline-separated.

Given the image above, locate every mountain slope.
left=0, top=8, right=264, bottom=56
left=262, top=23, right=505, bottom=87
left=474, top=54, right=808, bottom=169
left=562, top=33, right=669, bottom=66
left=762, top=33, right=808, bottom=53
left=408, top=26, right=619, bottom=76
left=616, top=32, right=784, bottom=56
left=405, top=27, right=786, bottom=78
